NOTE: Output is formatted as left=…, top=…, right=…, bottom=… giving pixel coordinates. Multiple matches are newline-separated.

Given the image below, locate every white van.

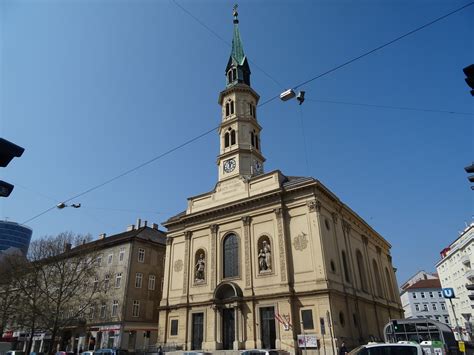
left=348, top=343, right=424, bottom=355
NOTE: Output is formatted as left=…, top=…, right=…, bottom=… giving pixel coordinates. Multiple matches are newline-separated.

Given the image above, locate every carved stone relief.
left=174, top=259, right=183, bottom=272
left=293, top=232, right=308, bottom=251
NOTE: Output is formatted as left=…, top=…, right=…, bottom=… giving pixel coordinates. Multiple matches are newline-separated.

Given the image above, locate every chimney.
left=137, top=218, right=142, bottom=228
left=99, top=233, right=106, bottom=240
left=64, top=243, right=72, bottom=252
left=152, top=223, right=159, bottom=230
left=144, top=220, right=148, bottom=227
left=127, top=224, right=135, bottom=231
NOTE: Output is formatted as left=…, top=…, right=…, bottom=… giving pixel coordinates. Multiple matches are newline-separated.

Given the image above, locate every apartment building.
left=400, top=277, right=450, bottom=324
left=34, top=221, right=167, bottom=353
left=436, top=222, right=473, bottom=341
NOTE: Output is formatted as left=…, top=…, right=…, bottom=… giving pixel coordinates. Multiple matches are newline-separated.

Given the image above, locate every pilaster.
left=242, top=216, right=253, bottom=289
left=210, top=224, right=219, bottom=289
left=274, top=207, right=288, bottom=284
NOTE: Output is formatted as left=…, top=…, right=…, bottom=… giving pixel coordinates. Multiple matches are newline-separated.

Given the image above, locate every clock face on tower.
left=223, top=158, right=236, bottom=173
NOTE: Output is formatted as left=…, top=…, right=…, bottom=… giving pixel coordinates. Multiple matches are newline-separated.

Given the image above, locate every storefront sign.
left=297, top=334, right=318, bottom=348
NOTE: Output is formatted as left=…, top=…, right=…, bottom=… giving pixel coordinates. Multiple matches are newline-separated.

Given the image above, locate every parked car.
left=94, top=349, right=128, bottom=355
left=80, top=352, right=94, bottom=355
left=241, top=350, right=289, bottom=355
left=6, top=351, right=25, bottom=355
left=55, top=351, right=75, bottom=355
left=349, top=343, right=424, bottom=355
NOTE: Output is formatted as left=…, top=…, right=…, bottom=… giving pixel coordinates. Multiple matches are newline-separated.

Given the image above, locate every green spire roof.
left=231, top=5, right=245, bottom=65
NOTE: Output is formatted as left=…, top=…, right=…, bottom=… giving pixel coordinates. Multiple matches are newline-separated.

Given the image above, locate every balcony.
left=465, top=269, right=474, bottom=281
left=461, top=254, right=471, bottom=266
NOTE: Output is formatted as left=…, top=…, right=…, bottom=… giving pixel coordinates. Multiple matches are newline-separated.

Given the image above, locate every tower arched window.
left=230, top=130, right=236, bottom=145
left=230, top=100, right=234, bottom=115
left=225, top=102, right=230, bottom=116
left=356, top=250, right=368, bottom=292
left=372, top=259, right=383, bottom=298
left=251, top=131, right=255, bottom=147
left=255, top=135, right=260, bottom=150
left=341, top=251, right=350, bottom=283
left=224, top=132, right=230, bottom=148
left=223, top=233, right=239, bottom=278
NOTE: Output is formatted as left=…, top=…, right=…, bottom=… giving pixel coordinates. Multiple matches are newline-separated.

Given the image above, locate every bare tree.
left=0, top=253, right=23, bottom=335
left=10, top=232, right=103, bottom=354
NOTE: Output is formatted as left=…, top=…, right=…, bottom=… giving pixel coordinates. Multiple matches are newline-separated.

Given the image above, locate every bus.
left=383, top=318, right=459, bottom=354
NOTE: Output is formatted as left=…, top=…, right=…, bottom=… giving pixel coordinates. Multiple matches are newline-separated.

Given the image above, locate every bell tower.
left=217, top=5, right=265, bottom=182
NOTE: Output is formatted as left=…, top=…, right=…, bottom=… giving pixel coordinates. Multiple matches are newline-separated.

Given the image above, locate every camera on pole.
left=0, top=138, right=25, bottom=197
left=462, top=64, right=474, bottom=96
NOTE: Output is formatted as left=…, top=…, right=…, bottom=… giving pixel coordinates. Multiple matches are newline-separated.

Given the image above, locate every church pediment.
left=186, top=170, right=286, bottom=214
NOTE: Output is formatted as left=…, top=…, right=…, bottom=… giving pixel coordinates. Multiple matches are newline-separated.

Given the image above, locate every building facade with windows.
left=0, top=220, right=32, bottom=256
left=399, top=277, right=450, bottom=324
left=67, top=222, right=166, bottom=353
left=436, top=223, right=473, bottom=341
left=157, top=9, right=403, bottom=353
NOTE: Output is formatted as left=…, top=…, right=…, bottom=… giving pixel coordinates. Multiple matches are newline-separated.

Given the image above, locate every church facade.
left=157, top=8, right=403, bottom=353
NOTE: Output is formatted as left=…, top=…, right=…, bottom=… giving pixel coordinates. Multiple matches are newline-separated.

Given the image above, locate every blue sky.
left=0, top=0, right=472, bottom=284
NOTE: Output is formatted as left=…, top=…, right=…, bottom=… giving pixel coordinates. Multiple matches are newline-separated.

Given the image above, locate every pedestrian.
left=158, top=345, right=163, bottom=355
left=339, top=342, right=348, bottom=355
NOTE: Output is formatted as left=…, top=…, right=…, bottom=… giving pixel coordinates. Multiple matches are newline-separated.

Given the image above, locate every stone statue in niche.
left=258, top=239, right=272, bottom=273
left=195, top=253, right=205, bottom=282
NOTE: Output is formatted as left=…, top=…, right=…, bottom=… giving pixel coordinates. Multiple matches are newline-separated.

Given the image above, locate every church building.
left=157, top=7, right=403, bottom=353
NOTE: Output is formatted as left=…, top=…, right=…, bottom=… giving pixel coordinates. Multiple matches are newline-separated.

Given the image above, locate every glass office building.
left=0, top=220, right=33, bottom=255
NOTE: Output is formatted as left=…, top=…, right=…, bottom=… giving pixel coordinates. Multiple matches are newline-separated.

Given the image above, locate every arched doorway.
left=213, top=282, right=243, bottom=350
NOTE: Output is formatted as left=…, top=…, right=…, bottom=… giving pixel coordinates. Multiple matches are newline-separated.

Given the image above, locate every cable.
left=170, top=0, right=284, bottom=89
left=306, top=98, right=474, bottom=116
left=292, top=2, right=474, bottom=90
left=20, top=2, right=473, bottom=225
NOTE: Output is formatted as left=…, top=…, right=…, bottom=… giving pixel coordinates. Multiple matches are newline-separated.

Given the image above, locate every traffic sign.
left=442, top=288, right=455, bottom=299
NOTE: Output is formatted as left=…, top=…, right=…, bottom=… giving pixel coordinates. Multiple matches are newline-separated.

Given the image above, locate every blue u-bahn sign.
left=442, top=288, right=455, bottom=299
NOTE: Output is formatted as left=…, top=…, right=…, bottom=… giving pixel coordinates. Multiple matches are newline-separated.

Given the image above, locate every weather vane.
left=233, top=4, right=239, bottom=21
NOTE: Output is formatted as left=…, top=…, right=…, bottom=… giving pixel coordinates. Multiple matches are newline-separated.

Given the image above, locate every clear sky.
left=1, top=0, right=473, bottom=284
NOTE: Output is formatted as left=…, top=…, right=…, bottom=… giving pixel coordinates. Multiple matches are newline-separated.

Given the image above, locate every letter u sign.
left=442, top=288, right=455, bottom=299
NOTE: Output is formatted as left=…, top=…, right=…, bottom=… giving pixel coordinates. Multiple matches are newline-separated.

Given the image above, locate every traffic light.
left=0, top=138, right=25, bottom=197
left=392, top=319, right=399, bottom=331
left=465, top=163, right=474, bottom=191
left=462, top=64, right=474, bottom=96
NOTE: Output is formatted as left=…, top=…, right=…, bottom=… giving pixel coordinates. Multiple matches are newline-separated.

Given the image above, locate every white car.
left=349, top=343, right=424, bottom=355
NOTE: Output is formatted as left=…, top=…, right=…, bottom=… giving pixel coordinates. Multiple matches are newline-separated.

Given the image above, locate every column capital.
left=331, top=212, right=339, bottom=224
left=210, top=224, right=219, bottom=234
left=342, top=220, right=351, bottom=234
left=166, top=237, right=173, bottom=246
left=376, top=246, right=381, bottom=254
left=184, top=231, right=192, bottom=240
left=241, top=216, right=251, bottom=226
left=361, top=235, right=369, bottom=245
left=274, top=207, right=283, bottom=218
left=307, top=199, right=321, bottom=213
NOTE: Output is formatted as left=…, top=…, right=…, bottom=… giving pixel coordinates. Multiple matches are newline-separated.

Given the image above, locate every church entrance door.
left=191, top=313, right=204, bottom=350
left=260, top=307, right=276, bottom=349
left=222, top=308, right=235, bottom=350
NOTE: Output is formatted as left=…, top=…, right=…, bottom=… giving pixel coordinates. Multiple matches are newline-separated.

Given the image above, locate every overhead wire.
left=170, top=0, right=284, bottom=90
left=306, top=99, right=474, bottom=116
left=20, top=2, right=473, bottom=225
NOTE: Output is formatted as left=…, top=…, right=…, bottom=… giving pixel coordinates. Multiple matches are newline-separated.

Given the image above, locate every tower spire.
left=231, top=4, right=245, bottom=65
left=225, top=4, right=251, bottom=87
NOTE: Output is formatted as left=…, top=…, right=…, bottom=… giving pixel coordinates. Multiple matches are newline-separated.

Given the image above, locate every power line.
left=21, top=2, right=472, bottom=225
left=306, top=98, right=474, bottom=116
left=170, top=0, right=284, bottom=89
left=292, top=2, right=474, bottom=90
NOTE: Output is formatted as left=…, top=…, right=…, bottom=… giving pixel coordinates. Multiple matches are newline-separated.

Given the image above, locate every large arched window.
left=356, top=250, right=368, bottom=292
left=223, top=234, right=239, bottom=278
left=341, top=251, right=350, bottom=283
left=372, top=259, right=383, bottom=297
left=230, top=130, right=236, bottom=145
left=385, top=267, right=395, bottom=301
